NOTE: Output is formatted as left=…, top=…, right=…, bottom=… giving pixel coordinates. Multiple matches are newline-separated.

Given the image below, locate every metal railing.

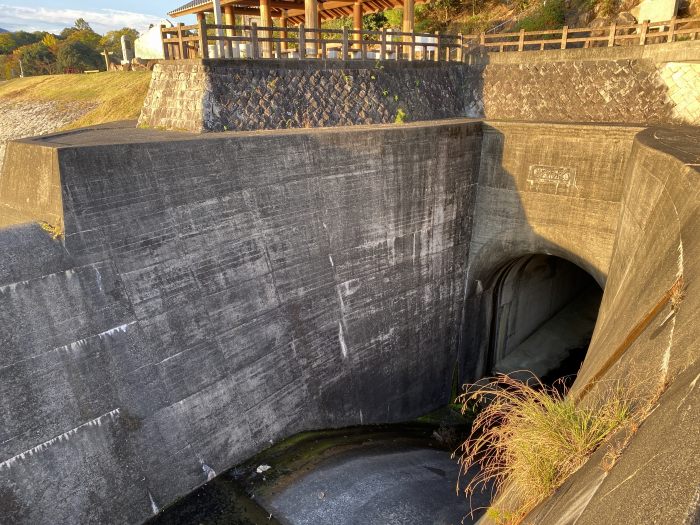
left=161, top=16, right=700, bottom=61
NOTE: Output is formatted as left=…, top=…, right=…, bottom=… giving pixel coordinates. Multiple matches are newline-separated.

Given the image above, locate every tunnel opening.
left=485, top=255, right=603, bottom=388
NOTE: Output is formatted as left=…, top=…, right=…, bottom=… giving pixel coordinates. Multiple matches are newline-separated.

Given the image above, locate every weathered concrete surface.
left=2, top=120, right=700, bottom=524
left=473, top=126, right=700, bottom=524
left=0, top=120, right=480, bottom=524
left=139, top=42, right=700, bottom=132
left=460, top=121, right=640, bottom=380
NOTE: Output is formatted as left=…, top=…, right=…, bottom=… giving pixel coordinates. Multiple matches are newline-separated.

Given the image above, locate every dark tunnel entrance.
left=486, top=255, right=603, bottom=386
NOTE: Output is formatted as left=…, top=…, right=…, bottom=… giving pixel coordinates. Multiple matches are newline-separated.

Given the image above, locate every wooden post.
left=299, top=23, right=306, bottom=59
left=342, top=27, right=349, bottom=60
left=251, top=22, right=259, bottom=58
left=640, top=20, right=649, bottom=45
left=212, top=0, right=225, bottom=58
left=457, top=33, right=463, bottom=62
left=198, top=16, right=209, bottom=58
left=259, top=0, right=272, bottom=58
left=381, top=28, right=387, bottom=60
left=667, top=16, right=676, bottom=43
left=160, top=25, right=170, bottom=60
left=304, top=0, right=318, bottom=55
left=177, top=23, right=185, bottom=59
left=561, top=25, right=568, bottom=49
left=281, top=11, right=289, bottom=51
left=223, top=5, right=234, bottom=57
left=608, top=22, right=616, bottom=46
left=409, top=31, right=415, bottom=61
left=403, top=0, right=414, bottom=59
left=434, top=31, right=440, bottom=61
left=353, top=0, right=363, bottom=50
left=517, top=29, right=524, bottom=51
left=479, top=32, right=485, bottom=46
left=402, top=0, right=415, bottom=34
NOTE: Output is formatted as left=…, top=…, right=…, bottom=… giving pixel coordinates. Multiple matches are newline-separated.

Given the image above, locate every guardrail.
left=161, top=16, right=700, bottom=61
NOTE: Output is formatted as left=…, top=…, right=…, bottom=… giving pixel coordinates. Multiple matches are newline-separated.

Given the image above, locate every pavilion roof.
left=168, top=0, right=426, bottom=24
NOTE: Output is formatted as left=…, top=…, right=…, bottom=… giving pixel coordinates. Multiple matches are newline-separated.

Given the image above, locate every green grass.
left=0, top=71, right=152, bottom=129
left=456, top=374, right=636, bottom=524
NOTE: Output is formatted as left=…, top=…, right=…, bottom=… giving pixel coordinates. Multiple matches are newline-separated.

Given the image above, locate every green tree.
left=13, top=42, right=55, bottom=76
left=99, top=27, right=139, bottom=60
left=61, top=19, right=101, bottom=50
left=56, top=40, right=102, bottom=72
left=0, top=33, right=16, bottom=54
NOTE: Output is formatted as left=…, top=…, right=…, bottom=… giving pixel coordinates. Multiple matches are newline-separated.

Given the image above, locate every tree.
left=0, top=33, right=16, bottom=54
left=13, top=42, right=55, bottom=76
left=60, top=18, right=100, bottom=49
left=56, top=40, right=102, bottom=72
left=99, top=27, right=140, bottom=60
left=74, top=18, right=92, bottom=32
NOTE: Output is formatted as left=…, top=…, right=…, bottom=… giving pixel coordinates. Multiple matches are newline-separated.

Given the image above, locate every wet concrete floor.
left=262, top=445, right=488, bottom=525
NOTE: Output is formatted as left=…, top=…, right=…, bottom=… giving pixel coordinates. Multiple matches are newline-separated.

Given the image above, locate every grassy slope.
left=0, top=71, right=152, bottom=130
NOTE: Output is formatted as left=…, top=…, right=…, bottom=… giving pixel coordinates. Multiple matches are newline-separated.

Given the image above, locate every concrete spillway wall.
left=138, top=41, right=700, bottom=132
left=1, top=120, right=699, bottom=524
left=0, top=121, right=480, bottom=523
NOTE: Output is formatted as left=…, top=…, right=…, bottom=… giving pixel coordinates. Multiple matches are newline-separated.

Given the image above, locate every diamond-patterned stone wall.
left=138, top=59, right=470, bottom=133
left=658, top=62, right=700, bottom=125
left=138, top=48, right=700, bottom=133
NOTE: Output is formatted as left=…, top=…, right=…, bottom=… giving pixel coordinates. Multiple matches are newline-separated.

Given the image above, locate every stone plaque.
left=527, top=165, right=577, bottom=194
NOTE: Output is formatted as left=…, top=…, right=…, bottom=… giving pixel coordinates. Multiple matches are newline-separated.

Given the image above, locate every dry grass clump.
left=455, top=374, right=635, bottom=524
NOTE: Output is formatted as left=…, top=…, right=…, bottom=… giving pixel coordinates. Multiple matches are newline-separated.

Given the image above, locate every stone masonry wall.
left=139, top=60, right=469, bottom=132
left=138, top=41, right=700, bottom=132
left=475, top=41, right=700, bottom=126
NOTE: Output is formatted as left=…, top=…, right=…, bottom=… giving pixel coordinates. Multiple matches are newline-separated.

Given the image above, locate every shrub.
left=456, top=374, right=635, bottom=523
left=516, top=0, right=566, bottom=32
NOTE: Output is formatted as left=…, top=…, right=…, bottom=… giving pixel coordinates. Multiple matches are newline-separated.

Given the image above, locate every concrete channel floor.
left=262, top=447, right=490, bottom=525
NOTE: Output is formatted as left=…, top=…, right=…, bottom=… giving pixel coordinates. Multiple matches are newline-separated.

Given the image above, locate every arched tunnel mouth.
left=485, top=254, right=603, bottom=389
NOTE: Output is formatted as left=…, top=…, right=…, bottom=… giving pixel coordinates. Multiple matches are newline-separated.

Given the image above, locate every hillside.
left=0, top=28, right=8, bottom=34
left=0, top=71, right=152, bottom=172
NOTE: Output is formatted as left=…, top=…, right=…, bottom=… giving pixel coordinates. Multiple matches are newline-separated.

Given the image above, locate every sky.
left=0, top=1, right=193, bottom=34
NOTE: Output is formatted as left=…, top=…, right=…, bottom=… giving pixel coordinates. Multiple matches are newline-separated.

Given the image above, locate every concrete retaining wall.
left=524, top=127, right=700, bottom=525
left=138, top=41, right=700, bottom=132
left=0, top=121, right=480, bottom=524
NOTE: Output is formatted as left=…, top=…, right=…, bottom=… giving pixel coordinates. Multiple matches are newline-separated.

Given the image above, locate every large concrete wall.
left=138, top=41, right=700, bottom=132
left=0, top=121, right=480, bottom=524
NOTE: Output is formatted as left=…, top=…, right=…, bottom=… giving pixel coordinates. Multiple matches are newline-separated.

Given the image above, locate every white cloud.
left=0, top=4, right=165, bottom=34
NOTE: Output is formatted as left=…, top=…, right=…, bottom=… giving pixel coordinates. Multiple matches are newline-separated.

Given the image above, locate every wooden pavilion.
left=168, top=0, right=426, bottom=39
